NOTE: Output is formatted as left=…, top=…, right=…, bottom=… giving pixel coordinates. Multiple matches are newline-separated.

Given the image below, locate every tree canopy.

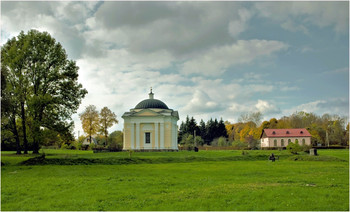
left=1, top=30, right=87, bottom=153
left=79, top=105, right=119, bottom=147
left=178, top=116, right=227, bottom=145
left=99, top=107, right=118, bottom=145
left=80, top=105, right=100, bottom=143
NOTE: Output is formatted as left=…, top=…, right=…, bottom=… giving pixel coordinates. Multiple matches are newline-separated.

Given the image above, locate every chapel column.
left=160, top=123, right=164, bottom=149
left=155, top=122, right=159, bottom=149
left=136, top=122, right=140, bottom=150
left=130, top=122, right=135, bottom=149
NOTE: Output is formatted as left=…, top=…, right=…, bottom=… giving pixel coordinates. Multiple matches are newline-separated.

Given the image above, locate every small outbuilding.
left=82, top=137, right=98, bottom=146
left=260, top=128, right=312, bottom=148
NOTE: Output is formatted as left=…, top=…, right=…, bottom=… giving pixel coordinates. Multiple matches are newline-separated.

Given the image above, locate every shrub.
left=180, top=134, right=195, bottom=151
left=61, top=143, right=69, bottom=149
left=218, top=137, right=227, bottom=147
left=232, top=140, right=249, bottom=150
left=301, top=144, right=312, bottom=153
left=286, top=142, right=302, bottom=154
left=89, top=143, right=95, bottom=150
left=194, top=136, right=204, bottom=146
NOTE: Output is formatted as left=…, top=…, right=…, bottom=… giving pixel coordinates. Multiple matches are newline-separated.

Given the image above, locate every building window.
left=145, top=132, right=151, bottom=144
left=295, top=139, right=299, bottom=144
left=274, top=139, right=277, bottom=147
left=302, top=139, right=305, bottom=145
left=288, top=139, right=291, bottom=145
left=281, top=139, right=284, bottom=147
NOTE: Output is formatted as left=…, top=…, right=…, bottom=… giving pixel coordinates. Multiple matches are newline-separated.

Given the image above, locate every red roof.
left=261, top=128, right=311, bottom=138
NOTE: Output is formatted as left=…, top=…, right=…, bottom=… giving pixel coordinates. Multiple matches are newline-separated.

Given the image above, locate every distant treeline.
left=179, top=111, right=349, bottom=148
left=178, top=116, right=227, bottom=145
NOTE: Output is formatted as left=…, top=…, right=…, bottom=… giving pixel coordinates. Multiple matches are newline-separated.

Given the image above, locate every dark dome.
left=135, top=99, right=169, bottom=109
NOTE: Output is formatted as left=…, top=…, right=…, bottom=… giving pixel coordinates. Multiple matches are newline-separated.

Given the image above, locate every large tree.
left=80, top=105, right=100, bottom=144
left=1, top=30, right=87, bottom=153
left=99, top=107, right=118, bottom=146
left=1, top=68, right=21, bottom=154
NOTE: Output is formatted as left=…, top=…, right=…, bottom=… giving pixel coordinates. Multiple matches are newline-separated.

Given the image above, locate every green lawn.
left=1, top=149, right=349, bottom=211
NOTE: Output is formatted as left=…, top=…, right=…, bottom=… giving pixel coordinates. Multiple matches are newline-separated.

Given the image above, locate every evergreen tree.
left=218, top=118, right=227, bottom=138
left=199, top=119, right=206, bottom=140
left=178, top=121, right=185, bottom=143
left=206, top=118, right=215, bottom=144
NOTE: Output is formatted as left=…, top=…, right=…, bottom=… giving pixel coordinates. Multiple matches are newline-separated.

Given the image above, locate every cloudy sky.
left=1, top=1, right=349, bottom=137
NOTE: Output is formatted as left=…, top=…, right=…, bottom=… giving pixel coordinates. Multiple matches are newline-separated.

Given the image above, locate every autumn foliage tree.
left=99, top=107, right=118, bottom=146
left=79, top=105, right=100, bottom=144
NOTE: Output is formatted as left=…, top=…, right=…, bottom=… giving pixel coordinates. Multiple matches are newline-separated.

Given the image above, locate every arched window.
left=295, top=139, right=299, bottom=144
left=274, top=139, right=277, bottom=147
left=302, top=139, right=305, bottom=145
left=288, top=139, right=291, bottom=145
left=281, top=139, right=284, bottom=147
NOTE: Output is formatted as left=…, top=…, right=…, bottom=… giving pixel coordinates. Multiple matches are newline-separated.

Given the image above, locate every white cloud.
left=281, top=19, right=309, bottom=35
left=284, top=98, right=349, bottom=117
left=300, top=46, right=313, bottom=53
left=182, top=90, right=223, bottom=115
left=91, top=2, right=252, bottom=57
left=180, top=40, right=288, bottom=76
left=228, top=99, right=281, bottom=116
left=228, top=8, right=252, bottom=37
left=322, top=67, right=349, bottom=75
left=255, top=1, right=349, bottom=34
left=255, top=100, right=281, bottom=115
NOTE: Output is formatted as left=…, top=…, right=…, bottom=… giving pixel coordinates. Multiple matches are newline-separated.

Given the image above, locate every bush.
left=231, top=140, right=249, bottom=150
left=88, top=143, right=95, bottom=150
left=301, top=144, right=312, bottom=153
left=286, top=142, right=302, bottom=154
left=61, top=143, right=69, bottom=149
left=180, top=134, right=195, bottom=151
left=194, top=136, right=204, bottom=146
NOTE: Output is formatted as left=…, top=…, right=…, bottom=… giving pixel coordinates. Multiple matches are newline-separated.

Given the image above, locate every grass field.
left=1, top=149, right=349, bottom=211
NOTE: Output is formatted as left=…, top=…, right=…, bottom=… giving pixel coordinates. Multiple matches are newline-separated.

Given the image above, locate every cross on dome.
left=149, top=87, right=154, bottom=99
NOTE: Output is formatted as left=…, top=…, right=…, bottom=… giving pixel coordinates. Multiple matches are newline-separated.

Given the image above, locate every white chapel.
left=122, top=89, right=179, bottom=151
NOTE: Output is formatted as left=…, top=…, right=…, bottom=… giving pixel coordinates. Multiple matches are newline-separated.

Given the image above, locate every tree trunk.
left=20, top=101, right=28, bottom=154
left=32, top=111, right=43, bottom=154
left=105, top=134, right=108, bottom=147
left=32, top=126, right=40, bottom=154
left=11, top=114, right=21, bottom=154
left=32, top=141, right=40, bottom=154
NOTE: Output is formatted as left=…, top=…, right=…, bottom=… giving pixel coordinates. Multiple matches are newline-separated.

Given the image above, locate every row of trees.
left=1, top=30, right=87, bottom=154
left=79, top=105, right=118, bottom=146
left=225, top=111, right=349, bottom=148
left=178, top=111, right=348, bottom=150
left=178, top=116, right=227, bottom=147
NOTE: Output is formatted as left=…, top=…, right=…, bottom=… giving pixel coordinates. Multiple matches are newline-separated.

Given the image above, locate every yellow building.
left=122, top=89, right=179, bottom=151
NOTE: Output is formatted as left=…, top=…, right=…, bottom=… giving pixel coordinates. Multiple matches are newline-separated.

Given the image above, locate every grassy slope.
left=1, top=150, right=349, bottom=211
